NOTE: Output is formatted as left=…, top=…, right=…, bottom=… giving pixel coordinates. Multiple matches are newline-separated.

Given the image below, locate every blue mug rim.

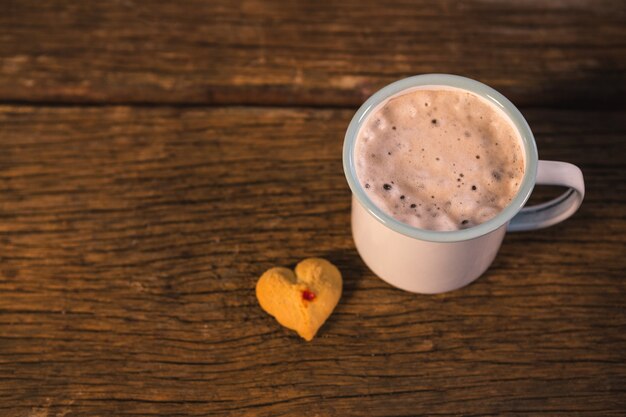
left=342, top=74, right=538, bottom=243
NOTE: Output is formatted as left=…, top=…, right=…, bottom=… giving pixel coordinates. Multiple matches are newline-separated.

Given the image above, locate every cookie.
left=256, top=258, right=342, bottom=341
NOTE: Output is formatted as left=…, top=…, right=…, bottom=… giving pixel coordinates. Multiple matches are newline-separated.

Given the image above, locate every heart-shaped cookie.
left=256, top=258, right=342, bottom=341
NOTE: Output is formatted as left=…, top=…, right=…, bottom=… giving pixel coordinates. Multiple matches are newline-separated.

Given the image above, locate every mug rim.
left=343, top=74, right=538, bottom=243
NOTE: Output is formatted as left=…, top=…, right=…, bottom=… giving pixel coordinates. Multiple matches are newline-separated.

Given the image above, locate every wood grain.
left=0, top=105, right=624, bottom=416
left=1, top=0, right=625, bottom=107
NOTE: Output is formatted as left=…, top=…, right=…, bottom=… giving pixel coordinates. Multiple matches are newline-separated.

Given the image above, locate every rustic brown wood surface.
left=1, top=0, right=626, bottom=416
left=1, top=106, right=625, bottom=416
left=1, top=0, right=625, bottom=107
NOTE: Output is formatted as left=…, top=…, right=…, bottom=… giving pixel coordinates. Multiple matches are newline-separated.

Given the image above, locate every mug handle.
left=508, top=160, right=585, bottom=232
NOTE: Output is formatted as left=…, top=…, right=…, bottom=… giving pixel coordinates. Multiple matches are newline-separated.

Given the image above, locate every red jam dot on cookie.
left=301, top=290, right=316, bottom=301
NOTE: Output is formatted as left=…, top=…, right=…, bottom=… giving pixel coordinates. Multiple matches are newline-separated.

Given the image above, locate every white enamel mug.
left=343, top=74, right=585, bottom=294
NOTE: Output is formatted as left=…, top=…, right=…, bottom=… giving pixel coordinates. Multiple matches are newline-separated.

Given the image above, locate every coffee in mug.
left=354, top=87, right=524, bottom=231
left=343, top=74, right=585, bottom=293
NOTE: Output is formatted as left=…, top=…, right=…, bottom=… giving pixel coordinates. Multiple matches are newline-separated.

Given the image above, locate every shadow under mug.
left=343, top=74, right=585, bottom=294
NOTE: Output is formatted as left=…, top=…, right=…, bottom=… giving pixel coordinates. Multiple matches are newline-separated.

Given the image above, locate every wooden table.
left=1, top=1, right=625, bottom=415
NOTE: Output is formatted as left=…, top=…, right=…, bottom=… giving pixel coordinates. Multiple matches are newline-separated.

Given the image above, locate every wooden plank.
left=1, top=0, right=625, bottom=107
left=0, top=105, right=624, bottom=415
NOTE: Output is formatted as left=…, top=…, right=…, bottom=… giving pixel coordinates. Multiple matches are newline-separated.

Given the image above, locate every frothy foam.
left=355, top=87, right=524, bottom=231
